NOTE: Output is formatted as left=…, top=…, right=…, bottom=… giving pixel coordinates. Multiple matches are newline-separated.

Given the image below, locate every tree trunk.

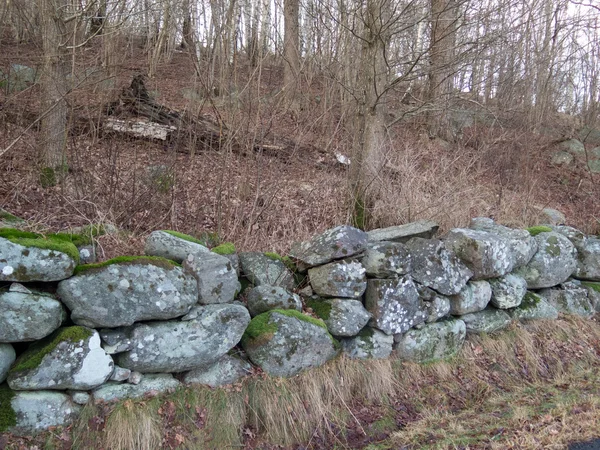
left=283, top=0, right=300, bottom=91
left=38, top=0, right=69, bottom=186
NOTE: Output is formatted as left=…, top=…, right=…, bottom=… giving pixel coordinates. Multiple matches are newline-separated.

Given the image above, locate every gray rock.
left=558, top=138, right=585, bottom=155
left=0, top=290, right=65, bottom=342
left=78, top=245, right=96, bottom=264
left=289, top=225, right=368, bottom=269
left=0, top=237, right=76, bottom=282
left=183, top=355, right=252, bottom=387
left=115, top=304, right=250, bottom=373
left=513, top=232, right=577, bottom=289
left=551, top=151, right=574, bottom=165
left=569, top=235, right=600, bottom=281
left=246, top=286, right=302, bottom=317
left=310, top=298, right=372, bottom=337
left=360, top=242, right=412, bottom=278
left=364, top=277, right=424, bottom=335
left=489, top=274, right=527, bottom=309
left=445, top=228, right=515, bottom=279
left=507, top=292, right=559, bottom=321
left=449, top=280, right=492, bottom=315
left=8, top=327, right=114, bottom=391
left=367, top=220, right=439, bottom=243
left=394, top=319, right=466, bottom=363
left=308, top=260, right=367, bottom=298
left=341, top=328, right=394, bottom=359
left=469, top=218, right=537, bottom=268
left=128, top=371, right=143, bottom=385
left=538, top=287, right=595, bottom=318
left=183, top=252, right=241, bottom=304
left=110, top=366, right=131, bottom=382
left=145, top=230, right=210, bottom=263
left=92, top=374, right=180, bottom=403
left=0, top=344, right=16, bottom=383
left=580, top=283, right=600, bottom=312
left=58, top=260, right=198, bottom=328
left=99, top=328, right=132, bottom=354
left=7, top=391, right=81, bottom=435
left=242, top=310, right=339, bottom=377
left=539, top=208, right=566, bottom=226
left=405, top=238, right=472, bottom=295
left=460, top=308, right=512, bottom=334
left=224, top=253, right=240, bottom=277
left=239, top=252, right=294, bottom=289
left=69, top=391, right=91, bottom=405
left=416, top=285, right=451, bottom=323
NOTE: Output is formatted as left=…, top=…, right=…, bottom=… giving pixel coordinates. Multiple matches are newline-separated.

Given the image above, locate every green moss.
left=581, top=281, right=600, bottom=293
left=0, top=228, right=80, bottom=263
left=527, top=226, right=553, bottom=236
left=52, top=224, right=107, bottom=247
left=10, top=326, right=93, bottom=374
left=276, top=309, right=328, bottom=330
left=241, top=311, right=279, bottom=348
left=0, top=384, right=16, bottom=432
left=545, top=235, right=561, bottom=257
left=264, top=252, right=283, bottom=261
left=40, top=167, right=57, bottom=188
left=519, top=292, right=542, bottom=310
left=73, top=255, right=180, bottom=275
left=212, top=242, right=236, bottom=255
left=163, top=230, right=205, bottom=245
left=307, top=299, right=332, bottom=321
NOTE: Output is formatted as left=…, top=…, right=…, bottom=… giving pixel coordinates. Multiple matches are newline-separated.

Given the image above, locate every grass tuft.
left=103, top=400, right=162, bottom=450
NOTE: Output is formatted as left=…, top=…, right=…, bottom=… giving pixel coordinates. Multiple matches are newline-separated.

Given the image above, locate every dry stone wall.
left=1, top=218, right=600, bottom=434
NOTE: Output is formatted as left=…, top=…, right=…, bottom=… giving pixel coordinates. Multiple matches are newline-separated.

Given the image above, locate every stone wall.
left=0, top=218, right=599, bottom=434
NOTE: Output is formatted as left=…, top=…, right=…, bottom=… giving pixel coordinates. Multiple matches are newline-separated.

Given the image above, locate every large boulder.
left=507, top=292, right=559, bottom=321
left=404, top=238, right=472, bottom=295
left=460, top=309, right=512, bottom=334
left=58, top=257, right=198, bottom=328
left=445, top=228, right=515, bottom=279
left=145, top=230, right=210, bottom=263
left=246, top=286, right=302, bottom=317
left=513, top=232, right=577, bottom=289
left=0, top=344, right=16, bottom=383
left=241, top=310, right=339, bottom=377
left=183, top=252, right=240, bottom=304
left=538, top=287, right=595, bottom=318
left=7, top=327, right=114, bottom=391
left=308, top=298, right=372, bottom=337
left=239, top=252, right=294, bottom=289
left=0, top=232, right=78, bottom=282
left=92, top=374, right=180, bottom=403
left=552, top=229, right=600, bottom=281
left=367, top=220, right=439, bottom=243
left=360, top=242, right=412, bottom=278
left=580, top=282, right=600, bottom=312
left=308, top=260, right=367, bottom=298
left=289, top=225, right=368, bottom=270
left=115, top=304, right=250, bottom=373
left=364, top=276, right=424, bottom=335
left=183, top=355, right=252, bottom=387
left=489, top=274, right=527, bottom=309
left=394, top=319, right=466, bottom=363
left=2, top=389, right=81, bottom=435
left=341, top=328, right=394, bottom=359
left=0, top=285, right=66, bottom=342
left=469, top=218, right=537, bottom=268
left=449, top=280, right=492, bottom=315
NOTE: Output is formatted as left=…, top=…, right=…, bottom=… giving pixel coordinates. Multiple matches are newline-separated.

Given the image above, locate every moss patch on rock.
left=0, top=384, right=16, bottom=433
left=212, top=242, right=236, bottom=255
left=73, top=255, right=180, bottom=275
left=0, top=228, right=80, bottom=262
left=581, top=281, right=600, bottom=293
left=519, top=292, right=542, bottom=310
left=307, top=299, right=332, bottom=321
left=163, top=230, right=205, bottom=245
left=10, top=326, right=93, bottom=374
left=527, top=226, right=553, bottom=236
left=52, top=224, right=107, bottom=247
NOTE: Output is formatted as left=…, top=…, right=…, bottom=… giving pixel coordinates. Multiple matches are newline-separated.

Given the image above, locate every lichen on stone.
left=10, top=326, right=93, bottom=374
left=73, top=255, right=180, bottom=275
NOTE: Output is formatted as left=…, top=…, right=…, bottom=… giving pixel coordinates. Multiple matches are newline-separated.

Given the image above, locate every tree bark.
left=283, top=0, right=300, bottom=91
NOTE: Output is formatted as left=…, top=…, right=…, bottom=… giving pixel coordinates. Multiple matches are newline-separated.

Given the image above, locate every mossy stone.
left=163, top=230, right=204, bottom=245
left=0, top=384, right=16, bottom=432
left=527, top=226, right=553, bottom=236
left=212, top=242, right=236, bottom=255
left=0, top=228, right=80, bottom=263
left=10, top=326, right=93, bottom=374
left=307, top=299, right=332, bottom=321
left=73, top=255, right=179, bottom=275
left=581, top=281, right=600, bottom=293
